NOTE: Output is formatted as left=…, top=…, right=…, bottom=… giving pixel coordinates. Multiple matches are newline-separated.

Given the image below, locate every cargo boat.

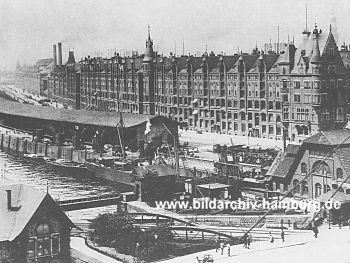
left=84, top=156, right=137, bottom=186
left=22, top=153, right=46, bottom=163
left=45, top=158, right=89, bottom=177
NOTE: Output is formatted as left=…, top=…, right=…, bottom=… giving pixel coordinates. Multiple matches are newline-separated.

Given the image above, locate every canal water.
left=0, top=152, right=130, bottom=200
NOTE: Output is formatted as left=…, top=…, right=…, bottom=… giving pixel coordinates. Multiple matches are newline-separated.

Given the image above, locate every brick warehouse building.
left=38, top=24, right=350, bottom=143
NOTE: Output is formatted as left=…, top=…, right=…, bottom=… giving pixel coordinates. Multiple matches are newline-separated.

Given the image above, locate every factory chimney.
left=58, top=42, right=62, bottom=67
left=53, top=44, right=57, bottom=69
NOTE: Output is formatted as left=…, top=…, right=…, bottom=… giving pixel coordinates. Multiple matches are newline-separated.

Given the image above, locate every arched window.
left=301, top=181, right=309, bottom=196
left=336, top=168, right=343, bottom=179
left=36, top=223, right=50, bottom=257
left=301, top=163, right=307, bottom=174
left=315, top=183, right=322, bottom=198
left=37, top=223, right=50, bottom=236
left=292, top=179, right=300, bottom=194
left=312, top=161, right=331, bottom=176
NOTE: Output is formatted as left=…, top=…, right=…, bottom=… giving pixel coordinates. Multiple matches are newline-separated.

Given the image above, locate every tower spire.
left=306, top=3, right=308, bottom=31
left=148, top=24, right=151, bottom=39
left=302, top=3, right=310, bottom=35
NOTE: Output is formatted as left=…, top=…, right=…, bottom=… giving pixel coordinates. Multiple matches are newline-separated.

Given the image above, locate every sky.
left=0, top=0, right=349, bottom=70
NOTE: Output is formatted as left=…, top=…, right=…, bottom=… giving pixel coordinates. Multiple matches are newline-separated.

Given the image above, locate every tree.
left=89, top=212, right=174, bottom=261
left=89, top=211, right=141, bottom=254
left=136, top=224, right=173, bottom=261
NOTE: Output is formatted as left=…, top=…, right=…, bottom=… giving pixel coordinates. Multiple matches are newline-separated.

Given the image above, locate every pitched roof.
left=335, top=147, right=350, bottom=177
left=0, top=179, right=73, bottom=242
left=0, top=98, right=162, bottom=128
left=273, top=144, right=301, bottom=178
left=304, top=129, right=350, bottom=145
left=316, top=189, right=350, bottom=204
left=340, top=51, right=350, bottom=70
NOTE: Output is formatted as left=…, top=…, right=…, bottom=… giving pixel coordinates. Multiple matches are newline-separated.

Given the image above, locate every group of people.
left=231, top=148, right=277, bottom=168
left=215, top=238, right=234, bottom=257
left=269, top=230, right=285, bottom=243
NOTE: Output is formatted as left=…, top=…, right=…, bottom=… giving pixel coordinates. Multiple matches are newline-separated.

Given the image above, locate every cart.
left=202, top=254, right=214, bottom=263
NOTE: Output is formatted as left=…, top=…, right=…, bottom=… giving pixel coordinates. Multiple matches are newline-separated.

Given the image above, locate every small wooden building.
left=0, top=179, right=74, bottom=263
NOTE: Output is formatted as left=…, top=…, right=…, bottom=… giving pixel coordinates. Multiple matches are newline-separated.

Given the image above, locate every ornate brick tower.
left=142, top=25, right=155, bottom=115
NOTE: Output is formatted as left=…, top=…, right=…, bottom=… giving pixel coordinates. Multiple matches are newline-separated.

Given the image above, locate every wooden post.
left=7, top=136, right=11, bottom=152
left=15, top=137, right=19, bottom=154
left=185, top=228, right=188, bottom=240
left=1, top=134, right=4, bottom=150
left=23, top=139, right=27, bottom=154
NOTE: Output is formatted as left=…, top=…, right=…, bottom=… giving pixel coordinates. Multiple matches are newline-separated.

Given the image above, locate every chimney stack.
left=6, top=190, right=11, bottom=210
left=53, top=44, right=57, bottom=69
left=58, top=42, right=62, bottom=67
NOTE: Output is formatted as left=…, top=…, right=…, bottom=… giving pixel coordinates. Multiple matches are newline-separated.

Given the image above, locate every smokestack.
left=53, top=44, right=57, bottom=69
left=6, top=190, right=11, bottom=210
left=58, top=42, right=62, bottom=67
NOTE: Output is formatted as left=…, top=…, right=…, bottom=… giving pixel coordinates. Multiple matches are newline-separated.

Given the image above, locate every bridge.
left=129, top=212, right=311, bottom=242
left=57, top=193, right=122, bottom=211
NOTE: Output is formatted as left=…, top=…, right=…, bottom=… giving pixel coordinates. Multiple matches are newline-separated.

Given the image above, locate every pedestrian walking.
left=220, top=242, right=224, bottom=255
left=313, top=226, right=319, bottom=238
left=215, top=236, right=219, bottom=252
left=269, top=232, right=274, bottom=243
left=243, top=235, right=247, bottom=249
left=339, top=216, right=344, bottom=229
left=247, top=233, right=252, bottom=249
left=195, top=256, right=202, bottom=263
left=281, top=229, right=285, bottom=243
left=226, top=243, right=231, bottom=256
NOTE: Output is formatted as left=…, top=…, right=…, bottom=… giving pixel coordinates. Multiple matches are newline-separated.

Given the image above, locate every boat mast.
left=117, top=112, right=126, bottom=159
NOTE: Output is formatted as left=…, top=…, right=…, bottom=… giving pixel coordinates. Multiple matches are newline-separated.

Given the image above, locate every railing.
left=57, top=193, right=121, bottom=206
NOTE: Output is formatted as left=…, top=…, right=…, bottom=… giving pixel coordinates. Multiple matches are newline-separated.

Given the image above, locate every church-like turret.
left=143, top=25, right=154, bottom=63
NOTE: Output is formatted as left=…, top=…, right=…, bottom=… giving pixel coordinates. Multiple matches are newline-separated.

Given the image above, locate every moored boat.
left=84, top=156, right=137, bottom=186
left=22, top=153, right=46, bottom=163
left=44, top=158, right=89, bottom=177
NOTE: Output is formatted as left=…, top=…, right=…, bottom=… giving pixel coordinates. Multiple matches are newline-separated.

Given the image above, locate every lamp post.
left=247, top=128, right=253, bottom=146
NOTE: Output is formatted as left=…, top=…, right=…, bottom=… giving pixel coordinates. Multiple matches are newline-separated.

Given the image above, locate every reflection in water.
left=0, top=152, right=128, bottom=200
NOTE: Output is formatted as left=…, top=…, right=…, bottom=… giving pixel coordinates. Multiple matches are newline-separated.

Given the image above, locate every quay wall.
left=0, top=131, right=100, bottom=163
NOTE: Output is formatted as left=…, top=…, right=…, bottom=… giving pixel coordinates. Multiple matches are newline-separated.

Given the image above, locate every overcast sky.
left=0, top=0, right=349, bottom=70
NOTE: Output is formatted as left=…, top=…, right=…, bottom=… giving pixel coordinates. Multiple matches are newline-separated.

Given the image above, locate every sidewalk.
left=71, top=236, right=122, bottom=263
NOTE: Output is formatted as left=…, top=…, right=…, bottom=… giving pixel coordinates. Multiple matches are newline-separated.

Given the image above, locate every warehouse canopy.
left=0, top=98, right=163, bottom=128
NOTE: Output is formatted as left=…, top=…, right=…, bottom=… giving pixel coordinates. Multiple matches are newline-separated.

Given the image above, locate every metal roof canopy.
left=0, top=98, right=162, bottom=128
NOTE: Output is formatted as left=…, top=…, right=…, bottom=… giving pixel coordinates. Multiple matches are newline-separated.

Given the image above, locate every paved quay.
left=161, top=225, right=350, bottom=263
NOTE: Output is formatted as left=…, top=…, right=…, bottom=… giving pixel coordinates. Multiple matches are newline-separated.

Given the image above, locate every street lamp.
left=247, top=128, right=253, bottom=146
